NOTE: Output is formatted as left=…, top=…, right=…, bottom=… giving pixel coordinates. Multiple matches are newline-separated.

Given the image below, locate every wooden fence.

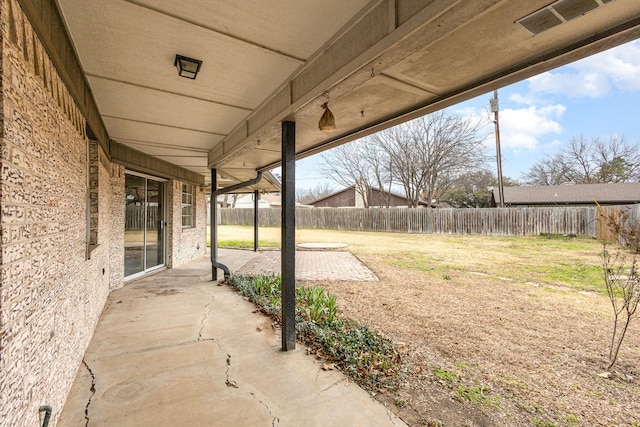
left=595, top=205, right=640, bottom=244
left=219, top=205, right=640, bottom=243
left=125, top=205, right=159, bottom=230
left=219, top=205, right=640, bottom=241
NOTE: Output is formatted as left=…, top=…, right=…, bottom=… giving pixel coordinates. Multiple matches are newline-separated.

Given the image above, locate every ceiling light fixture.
left=174, top=54, right=202, bottom=79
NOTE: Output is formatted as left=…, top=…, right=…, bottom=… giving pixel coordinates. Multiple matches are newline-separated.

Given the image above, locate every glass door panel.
left=125, top=174, right=146, bottom=277
left=146, top=179, right=164, bottom=270
left=124, top=173, right=166, bottom=279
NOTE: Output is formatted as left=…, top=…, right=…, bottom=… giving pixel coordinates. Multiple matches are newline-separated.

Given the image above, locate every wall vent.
left=517, top=0, right=612, bottom=35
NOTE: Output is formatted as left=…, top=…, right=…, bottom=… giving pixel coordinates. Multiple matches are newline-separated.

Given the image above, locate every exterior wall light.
left=174, top=54, right=202, bottom=79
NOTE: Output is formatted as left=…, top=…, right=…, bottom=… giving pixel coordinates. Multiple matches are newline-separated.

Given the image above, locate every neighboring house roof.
left=263, top=171, right=282, bottom=193
left=308, top=186, right=352, bottom=205
left=227, top=193, right=282, bottom=208
left=309, top=185, right=429, bottom=206
left=494, top=183, right=640, bottom=206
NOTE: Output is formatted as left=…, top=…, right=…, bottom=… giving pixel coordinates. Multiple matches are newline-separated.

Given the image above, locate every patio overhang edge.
left=111, top=142, right=205, bottom=185
left=214, top=12, right=640, bottom=174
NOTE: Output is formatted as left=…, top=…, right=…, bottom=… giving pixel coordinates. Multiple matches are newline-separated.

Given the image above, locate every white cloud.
left=528, top=70, right=610, bottom=98
left=499, top=105, right=566, bottom=150
left=577, top=41, right=640, bottom=92
left=509, top=93, right=534, bottom=105
left=526, top=40, right=640, bottom=98
left=455, top=104, right=565, bottom=152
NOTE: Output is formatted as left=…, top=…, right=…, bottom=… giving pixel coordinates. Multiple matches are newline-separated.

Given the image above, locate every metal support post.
left=254, top=190, right=259, bottom=252
left=211, top=172, right=262, bottom=280
left=210, top=169, right=219, bottom=280
left=281, top=121, right=296, bottom=351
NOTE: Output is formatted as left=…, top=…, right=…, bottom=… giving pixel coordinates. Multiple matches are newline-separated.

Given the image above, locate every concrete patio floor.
left=58, top=249, right=406, bottom=426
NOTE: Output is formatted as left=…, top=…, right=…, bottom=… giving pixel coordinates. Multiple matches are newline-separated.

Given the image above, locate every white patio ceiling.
left=56, top=0, right=640, bottom=191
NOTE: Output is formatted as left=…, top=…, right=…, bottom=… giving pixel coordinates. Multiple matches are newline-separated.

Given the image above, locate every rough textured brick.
left=167, top=179, right=207, bottom=268
left=0, top=3, right=207, bottom=425
left=0, top=2, right=110, bottom=425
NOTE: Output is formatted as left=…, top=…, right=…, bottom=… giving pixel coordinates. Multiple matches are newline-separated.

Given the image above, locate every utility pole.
left=490, top=90, right=505, bottom=208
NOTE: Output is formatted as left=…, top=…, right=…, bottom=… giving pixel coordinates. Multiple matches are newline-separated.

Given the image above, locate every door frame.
left=124, top=170, right=167, bottom=281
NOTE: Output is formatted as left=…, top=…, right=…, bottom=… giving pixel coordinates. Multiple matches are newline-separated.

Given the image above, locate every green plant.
left=226, top=274, right=399, bottom=390
left=420, top=418, right=444, bottom=427
left=456, top=385, right=501, bottom=407
left=565, top=414, right=579, bottom=426
left=216, top=239, right=279, bottom=250
left=531, top=417, right=557, bottom=427
left=457, top=385, right=485, bottom=402
left=434, top=368, right=455, bottom=382
left=311, top=318, right=399, bottom=387
left=455, top=361, right=468, bottom=370
left=253, top=274, right=281, bottom=296
left=297, top=285, right=337, bottom=325
left=393, top=398, right=406, bottom=408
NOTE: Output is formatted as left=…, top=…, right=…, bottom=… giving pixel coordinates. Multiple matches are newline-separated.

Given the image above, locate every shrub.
left=605, top=207, right=640, bottom=254
left=602, top=245, right=640, bottom=370
left=227, top=274, right=400, bottom=390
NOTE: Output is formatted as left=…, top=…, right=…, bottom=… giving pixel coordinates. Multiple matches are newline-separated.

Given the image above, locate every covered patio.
left=2, top=1, right=640, bottom=426
left=57, top=249, right=405, bottom=426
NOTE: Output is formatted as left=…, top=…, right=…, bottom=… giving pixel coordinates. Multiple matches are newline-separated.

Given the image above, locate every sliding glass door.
left=125, top=172, right=166, bottom=279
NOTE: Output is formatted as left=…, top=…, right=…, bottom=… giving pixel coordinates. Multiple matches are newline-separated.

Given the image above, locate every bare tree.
left=523, top=135, right=640, bottom=185
left=603, top=244, right=640, bottom=370
left=360, top=137, right=393, bottom=208
left=221, top=193, right=240, bottom=208
left=605, top=207, right=640, bottom=254
left=521, top=155, right=575, bottom=186
left=372, top=110, right=487, bottom=207
left=296, top=182, right=335, bottom=204
left=319, top=140, right=388, bottom=208
left=319, top=110, right=487, bottom=208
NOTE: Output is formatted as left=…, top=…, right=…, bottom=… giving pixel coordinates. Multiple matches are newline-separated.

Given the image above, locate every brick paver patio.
left=235, top=250, right=379, bottom=281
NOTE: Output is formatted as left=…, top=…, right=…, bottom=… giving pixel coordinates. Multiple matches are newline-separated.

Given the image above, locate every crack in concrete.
left=319, top=379, right=343, bottom=394
left=82, top=360, right=96, bottom=427
left=386, top=408, right=397, bottom=425
left=197, top=296, right=215, bottom=341
left=225, top=353, right=239, bottom=388
left=249, top=392, right=279, bottom=427
left=201, top=338, right=240, bottom=389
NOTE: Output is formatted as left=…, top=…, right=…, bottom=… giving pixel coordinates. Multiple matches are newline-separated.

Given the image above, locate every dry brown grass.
left=220, top=225, right=640, bottom=426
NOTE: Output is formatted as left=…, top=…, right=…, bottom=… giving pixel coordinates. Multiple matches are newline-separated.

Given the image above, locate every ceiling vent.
left=517, top=0, right=609, bottom=35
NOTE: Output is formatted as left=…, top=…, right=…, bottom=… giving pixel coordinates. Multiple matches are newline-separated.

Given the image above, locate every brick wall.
left=167, top=179, right=207, bottom=268
left=0, top=2, right=208, bottom=424
left=0, top=1, right=111, bottom=425
left=109, top=163, right=125, bottom=290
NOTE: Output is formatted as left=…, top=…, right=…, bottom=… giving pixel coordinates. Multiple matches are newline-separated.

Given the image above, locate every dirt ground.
left=219, top=226, right=640, bottom=427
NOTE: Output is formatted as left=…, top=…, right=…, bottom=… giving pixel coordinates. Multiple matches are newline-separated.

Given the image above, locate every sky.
left=292, top=39, right=640, bottom=191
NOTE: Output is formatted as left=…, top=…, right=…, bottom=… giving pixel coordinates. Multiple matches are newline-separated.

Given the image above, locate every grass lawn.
left=217, top=225, right=605, bottom=292
left=217, top=225, right=640, bottom=426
